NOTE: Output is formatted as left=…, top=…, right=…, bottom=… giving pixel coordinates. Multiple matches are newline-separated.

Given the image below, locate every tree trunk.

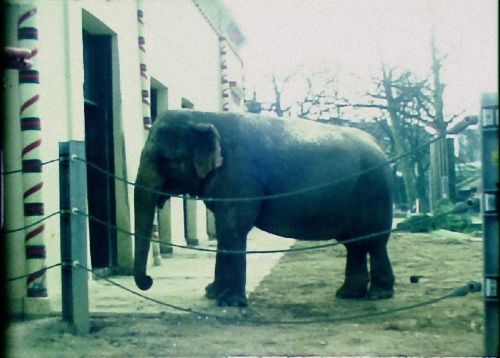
left=429, top=35, right=455, bottom=212
left=394, top=135, right=417, bottom=211
left=415, top=160, right=430, bottom=213
left=381, top=68, right=418, bottom=211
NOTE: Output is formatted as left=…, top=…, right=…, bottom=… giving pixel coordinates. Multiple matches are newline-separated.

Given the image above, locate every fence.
left=2, top=108, right=498, bottom=354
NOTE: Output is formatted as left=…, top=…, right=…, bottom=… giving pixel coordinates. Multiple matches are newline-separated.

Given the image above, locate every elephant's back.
left=161, top=110, right=383, bottom=156
left=234, top=113, right=386, bottom=161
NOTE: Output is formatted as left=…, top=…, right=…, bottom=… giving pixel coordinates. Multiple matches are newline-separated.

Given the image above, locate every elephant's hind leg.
left=336, top=243, right=369, bottom=299
left=367, top=238, right=395, bottom=299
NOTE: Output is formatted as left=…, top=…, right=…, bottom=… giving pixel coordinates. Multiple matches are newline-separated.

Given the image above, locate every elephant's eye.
left=169, top=157, right=181, bottom=164
left=158, top=154, right=180, bottom=169
left=168, top=158, right=187, bottom=171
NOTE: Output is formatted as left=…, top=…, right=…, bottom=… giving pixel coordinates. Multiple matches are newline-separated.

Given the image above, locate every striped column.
left=219, top=36, right=230, bottom=112
left=17, top=5, right=48, bottom=299
left=136, top=0, right=162, bottom=264
left=137, top=0, right=151, bottom=129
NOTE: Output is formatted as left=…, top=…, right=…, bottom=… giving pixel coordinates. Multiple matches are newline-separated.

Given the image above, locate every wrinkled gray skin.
left=134, top=110, right=394, bottom=307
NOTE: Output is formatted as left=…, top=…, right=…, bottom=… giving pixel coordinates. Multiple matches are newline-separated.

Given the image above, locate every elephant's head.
left=134, top=117, right=223, bottom=290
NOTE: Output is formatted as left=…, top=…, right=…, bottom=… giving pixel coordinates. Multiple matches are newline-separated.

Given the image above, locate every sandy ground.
left=5, top=228, right=484, bottom=357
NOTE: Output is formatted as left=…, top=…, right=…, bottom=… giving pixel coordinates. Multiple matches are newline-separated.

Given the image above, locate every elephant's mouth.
left=162, top=176, right=202, bottom=197
left=160, top=180, right=189, bottom=197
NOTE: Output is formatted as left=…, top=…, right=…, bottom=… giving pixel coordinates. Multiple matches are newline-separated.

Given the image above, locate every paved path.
left=48, top=228, right=293, bottom=315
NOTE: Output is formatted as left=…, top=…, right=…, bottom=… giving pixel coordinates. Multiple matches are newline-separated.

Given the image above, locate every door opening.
left=82, top=30, right=117, bottom=270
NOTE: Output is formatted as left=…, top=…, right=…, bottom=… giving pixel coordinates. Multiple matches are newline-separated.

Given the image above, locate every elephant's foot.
left=367, top=285, right=394, bottom=300
left=135, top=274, right=153, bottom=291
left=205, top=282, right=219, bottom=299
left=205, top=282, right=248, bottom=307
left=186, top=238, right=199, bottom=246
left=335, top=283, right=368, bottom=299
left=216, top=292, right=248, bottom=307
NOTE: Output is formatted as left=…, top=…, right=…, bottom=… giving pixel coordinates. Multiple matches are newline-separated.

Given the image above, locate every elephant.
left=134, top=110, right=395, bottom=307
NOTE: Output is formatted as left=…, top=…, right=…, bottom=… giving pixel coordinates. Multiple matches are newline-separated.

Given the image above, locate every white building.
left=2, top=0, right=246, bottom=316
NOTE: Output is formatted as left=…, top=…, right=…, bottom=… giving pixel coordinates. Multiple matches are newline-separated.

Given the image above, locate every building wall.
left=146, top=0, right=221, bottom=111
left=3, top=0, right=245, bottom=315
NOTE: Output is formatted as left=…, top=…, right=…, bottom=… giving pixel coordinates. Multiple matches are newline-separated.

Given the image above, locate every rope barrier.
left=2, top=210, right=61, bottom=233
left=5, top=260, right=481, bottom=324
left=3, top=130, right=477, bottom=325
left=74, top=262, right=227, bottom=319
left=74, top=202, right=472, bottom=255
left=74, top=133, right=446, bottom=202
left=75, top=209, right=394, bottom=254
left=74, top=261, right=481, bottom=325
left=1, top=120, right=481, bottom=331
left=245, top=281, right=482, bottom=325
left=0, top=158, right=60, bottom=176
left=5, top=262, right=62, bottom=282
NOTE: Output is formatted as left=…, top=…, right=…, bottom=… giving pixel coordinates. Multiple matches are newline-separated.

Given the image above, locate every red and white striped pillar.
left=137, top=0, right=151, bottom=130
left=136, top=0, right=162, bottom=264
left=219, top=36, right=230, bottom=112
left=17, top=5, right=49, bottom=301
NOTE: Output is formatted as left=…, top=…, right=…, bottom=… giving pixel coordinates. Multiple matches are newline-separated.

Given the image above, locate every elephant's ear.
left=189, top=123, right=223, bottom=179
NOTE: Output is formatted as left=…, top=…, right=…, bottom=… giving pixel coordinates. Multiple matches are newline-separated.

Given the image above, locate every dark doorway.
left=150, top=79, right=169, bottom=124
left=83, top=30, right=117, bottom=269
left=151, top=88, right=158, bottom=122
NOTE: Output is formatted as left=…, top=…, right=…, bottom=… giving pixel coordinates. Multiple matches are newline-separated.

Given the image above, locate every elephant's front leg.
left=206, top=238, right=247, bottom=307
left=206, top=205, right=258, bottom=307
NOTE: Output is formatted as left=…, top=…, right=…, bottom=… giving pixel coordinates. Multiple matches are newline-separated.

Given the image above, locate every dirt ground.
left=5, top=229, right=484, bottom=357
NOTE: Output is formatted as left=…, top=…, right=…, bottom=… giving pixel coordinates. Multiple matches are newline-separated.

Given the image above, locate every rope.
left=75, top=209, right=395, bottom=254
left=75, top=262, right=229, bottom=319
left=5, top=262, right=62, bottom=282
left=2, top=210, right=62, bottom=233
left=6, top=262, right=481, bottom=324
left=75, top=133, right=445, bottom=203
left=73, top=204, right=471, bottom=255
left=246, top=281, right=482, bottom=324
left=74, top=262, right=482, bottom=325
left=1, top=158, right=60, bottom=175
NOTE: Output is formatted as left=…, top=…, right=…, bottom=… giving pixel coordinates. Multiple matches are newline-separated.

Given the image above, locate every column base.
left=7, top=297, right=24, bottom=317
left=23, top=296, right=51, bottom=316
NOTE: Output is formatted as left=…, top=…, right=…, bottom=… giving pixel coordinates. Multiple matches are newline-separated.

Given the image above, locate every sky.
left=223, top=0, right=498, bottom=119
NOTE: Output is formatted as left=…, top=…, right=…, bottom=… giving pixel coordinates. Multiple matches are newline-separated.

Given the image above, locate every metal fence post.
left=59, top=141, right=89, bottom=335
left=480, top=93, right=499, bottom=356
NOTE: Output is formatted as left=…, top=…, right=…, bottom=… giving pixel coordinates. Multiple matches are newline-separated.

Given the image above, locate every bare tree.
left=358, top=34, right=465, bottom=213
left=295, top=72, right=348, bottom=121
left=254, top=69, right=348, bottom=120
left=246, top=73, right=294, bottom=117
left=269, top=73, right=294, bottom=117
left=361, top=65, right=435, bottom=210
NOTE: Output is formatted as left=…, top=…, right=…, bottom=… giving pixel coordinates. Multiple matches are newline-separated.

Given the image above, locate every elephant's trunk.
left=133, top=158, right=166, bottom=290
